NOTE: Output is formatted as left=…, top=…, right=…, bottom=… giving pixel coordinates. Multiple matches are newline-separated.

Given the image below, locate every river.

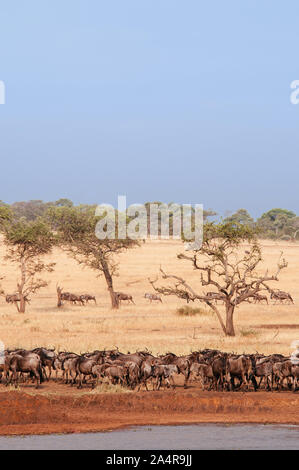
left=0, top=424, right=299, bottom=449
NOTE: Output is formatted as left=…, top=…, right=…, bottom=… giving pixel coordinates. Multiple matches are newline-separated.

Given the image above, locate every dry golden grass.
left=0, top=238, right=298, bottom=356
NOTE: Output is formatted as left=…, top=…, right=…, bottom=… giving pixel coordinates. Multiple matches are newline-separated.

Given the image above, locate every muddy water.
left=0, top=424, right=299, bottom=450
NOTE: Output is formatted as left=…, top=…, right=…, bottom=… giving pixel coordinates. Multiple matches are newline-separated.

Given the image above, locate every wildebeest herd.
left=53, top=285, right=162, bottom=308
left=205, top=289, right=294, bottom=305
left=1, top=346, right=299, bottom=393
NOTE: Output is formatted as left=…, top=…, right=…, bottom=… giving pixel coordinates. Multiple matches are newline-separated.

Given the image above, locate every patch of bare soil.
left=1, top=382, right=299, bottom=436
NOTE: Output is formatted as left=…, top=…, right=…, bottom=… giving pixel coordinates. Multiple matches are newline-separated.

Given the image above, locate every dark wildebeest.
left=76, top=355, right=100, bottom=388
left=9, top=353, right=44, bottom=389
left=6, top=293, right=30, bottom=308
left=254, top=359, right=273, bottom=390
left=115, top=292, right=135, bottom=305
left=31, top=348, right=56, bottom=381
left=138, top=360, right=155, bottom=391
left=270, top=290, right=294, bottom=305
left=210, top=354, right=228, bottom=391
left=79, top=294, right=96, bottom=304
left=61, top=292, right=85, bottom=306
left=124, top=361, right=140, bottom=389
left=272, top=360, right=293, bottom=390
left=226, top=355, right=257, bottom=391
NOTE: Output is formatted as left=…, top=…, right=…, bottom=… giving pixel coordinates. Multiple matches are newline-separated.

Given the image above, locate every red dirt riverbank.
left=1, top=383, right=299, bottom=436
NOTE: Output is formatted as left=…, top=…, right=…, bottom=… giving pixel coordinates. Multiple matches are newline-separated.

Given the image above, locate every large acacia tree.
left=2, top=218, right=56, bottom=313
left=150, top=222, right=288, bottom=336
left=47, top=206, right=139, bottom=309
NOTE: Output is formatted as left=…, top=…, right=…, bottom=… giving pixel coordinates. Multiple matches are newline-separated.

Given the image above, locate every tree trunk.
left=108, top=287, right=119, bottom=309
left=101, top=258, right=119, bottom=309
left=57, top=286, right=63, bottom=307
left=19, top=294, right=26, bottom=313
left=16, top=257, right=27, bottom=313
left=225, top=303, right=235, bottom=336
left=207, top=302, right=227, bottom=335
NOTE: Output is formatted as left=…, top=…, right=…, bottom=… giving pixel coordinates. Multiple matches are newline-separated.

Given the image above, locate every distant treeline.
left=0, top=199, right=298, bottom=241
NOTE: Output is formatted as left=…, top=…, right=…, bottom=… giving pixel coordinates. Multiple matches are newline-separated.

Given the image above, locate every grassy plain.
left=0, top=238, right=298, bottom=357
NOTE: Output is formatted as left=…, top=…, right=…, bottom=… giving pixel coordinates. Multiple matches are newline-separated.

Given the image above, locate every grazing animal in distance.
left=270, top=290, right=294, bottom=304
left=79, top=294, right=96, bottom=304
left=115, top=292, right=135, bottom=305
left=144, top=293, right=162, bottom=303
left=6, top=293, right=30, bottom=305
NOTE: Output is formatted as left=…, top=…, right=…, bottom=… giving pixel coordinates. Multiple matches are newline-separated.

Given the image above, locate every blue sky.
left=0, top=1, right=298, bottom=217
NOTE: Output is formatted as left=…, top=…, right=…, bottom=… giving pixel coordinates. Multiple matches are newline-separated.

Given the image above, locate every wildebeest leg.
left=183, top=369, right=190, bottom=389
left=34, top=371, right=40, bottom=389
left=259, top=376, right=265, bottom=389
left=72, top=372, right=78, bottom=387
left=250, top=375, right=258, bottom=392
left=156, top=376, right=162, bottom=391
left=264, top=375, right=271, bottom=391
left=42, top=366, right=49, bottom=381
left=170, top=375, right=176, bottom=389
left=230, top=376, right=236, bottom=391
left=144, top=378, right=149, bottom=391
left=293, top=376, right=298, bottom=392
left=12, top=370, right=19, bottom=389
left=77, top=373, right=82, bottom=389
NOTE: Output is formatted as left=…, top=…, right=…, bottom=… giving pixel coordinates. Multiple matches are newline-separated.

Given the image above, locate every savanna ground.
left=1, top=238, right=299, bottom=435
left=1, top=238, right=298, bottom=355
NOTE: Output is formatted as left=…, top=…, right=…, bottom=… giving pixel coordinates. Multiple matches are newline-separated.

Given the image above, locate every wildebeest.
left=31, top=347, right=56, bottom=381
left=153, top=364, right=178, bottom=390
left=158, top=353, right=191, bottom=388
left=226, top=355, right=256, bottom=391
left=270, top=290, right=294, bottom=304
left=62, top=293, right=85, bottom=306
left=250, top=293, right=269, bottom=304
left=6, top=293, right=30, bottom=307
left=115, top=292, right=135, bottom=305
left=3, top=345, right=299, bottom=394
left=273, top=360, right=293, bottom=390
left=8, top=353, right=44, bottom=389
left=92, top=364, right=127, bottom=386
left=79, top=294, right=96, bottom=304
left=144, top=293, right=162, bottom=303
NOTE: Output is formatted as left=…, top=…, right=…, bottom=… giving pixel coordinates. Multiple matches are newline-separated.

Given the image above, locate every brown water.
left=1, top=424, right=299, bottom=449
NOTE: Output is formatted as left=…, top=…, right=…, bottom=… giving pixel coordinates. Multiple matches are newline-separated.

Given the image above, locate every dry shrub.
left=240, top=328, right=258, bottom=337
left=176, top=305, right=212, bottom=317
left=90, top=383, right=132, bottom=394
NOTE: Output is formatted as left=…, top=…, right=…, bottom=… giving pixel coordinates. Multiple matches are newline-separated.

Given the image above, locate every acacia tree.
left=150, top=223, right=288, bottom=336
left=47, top=206, right=139, bottom=309
left=2, top=219, right=56, bottom=313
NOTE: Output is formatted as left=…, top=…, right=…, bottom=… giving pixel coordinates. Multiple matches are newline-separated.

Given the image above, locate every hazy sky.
left=0, top=1, right=298, bottom=217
